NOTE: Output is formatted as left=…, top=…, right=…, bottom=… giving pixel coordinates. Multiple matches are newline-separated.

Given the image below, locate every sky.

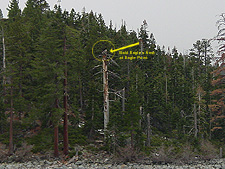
left=1, top=0, right=225, bottom=54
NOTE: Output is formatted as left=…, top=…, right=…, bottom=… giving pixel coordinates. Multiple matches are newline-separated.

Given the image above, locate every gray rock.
left=55, top=165, right=67, bottom=169
left=75, top=161, right=83, bottom=165
left=78, top=166, right=85, bottom=169
left=39, top=161, right=45, bottom=165
left=214, top=164, right=222, bottom=168
left=36, top=165, right=42, bottom=169
left=105, top=164, right=112, bottom=168
left=1, top=158, right=225, bottom=169
left=26, top=164, right=33, bottom=168
left=62, top=165, right=68, bottom=169
left=70, top=163, right=76, bottom=169
left=45, top=160, right=52, bottom=165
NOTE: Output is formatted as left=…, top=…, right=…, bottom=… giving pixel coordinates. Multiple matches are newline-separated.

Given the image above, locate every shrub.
left=151, top=145, right=177, bottom=163
left=115, top=145, right=143, bottom=163
left=199, top=140, right=218, bottom=160
left=151, top=143, right=196, bottom=164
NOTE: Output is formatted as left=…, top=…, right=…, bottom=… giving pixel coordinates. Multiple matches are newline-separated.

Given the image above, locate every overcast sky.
left=1, top=0, right=225, bottom=54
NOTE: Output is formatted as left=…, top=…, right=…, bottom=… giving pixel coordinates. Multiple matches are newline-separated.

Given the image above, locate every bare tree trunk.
left=139, top=106, right=142, bottom=128
left=198, top=89, right=201, bottom=134
left=122, top=88, right=125, bottom=112
left=63, top=36, right=68, bottom=155
left=194, top=103, right=198, bottom=138
left=2, top=26, right=6, bottom=103
left=9, top=84, right=13, bottom=155
left=146, top=113, right=151, bottom=147
left=2, top=27, right=5, bottom=70
left=220, top=147, right=223, bottom=158
left=103, top=54, right=109, bottom=135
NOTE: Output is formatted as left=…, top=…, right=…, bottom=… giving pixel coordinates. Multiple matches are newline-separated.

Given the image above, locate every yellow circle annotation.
left=92, top=40, right=115, bottom=61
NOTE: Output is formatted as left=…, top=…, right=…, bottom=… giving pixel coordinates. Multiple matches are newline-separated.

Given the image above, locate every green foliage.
left=0, top=132, right=9, bottom=145
left=7, top=0, right=21, bottom=19
left=68, top=127, right=87, bottom=146
left=26, top=128, right=53, bottom=153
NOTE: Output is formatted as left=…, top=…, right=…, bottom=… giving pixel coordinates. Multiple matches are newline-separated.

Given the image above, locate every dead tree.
left=194, top=103, right=198, bottom=138
left=1, top=26, right=6, bottom=102
left=146, top=113, right=151, bottom=147
left=102, top=52, right=109, bottom=133
left=93, top=50, right=122, bottom=138
left=122, top=88, right=125, bottom=112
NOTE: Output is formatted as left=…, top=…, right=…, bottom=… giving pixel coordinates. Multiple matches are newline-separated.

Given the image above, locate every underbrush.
left=149, top=138, right=220, bottom=164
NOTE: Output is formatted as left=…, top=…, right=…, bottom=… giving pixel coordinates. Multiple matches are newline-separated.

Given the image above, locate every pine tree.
left=22, top=0, right=49, bottom=38
left=5, top=0, right=22, bottom=155
left=31, top=5, right=66, bottom=156
left=0, top=9, right=3, bottom=19
left=189, top=40, right=214, bottom=138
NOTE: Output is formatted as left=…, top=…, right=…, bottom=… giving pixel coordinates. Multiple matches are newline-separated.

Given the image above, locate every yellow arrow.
left=110, top=42, right=139, bottom=53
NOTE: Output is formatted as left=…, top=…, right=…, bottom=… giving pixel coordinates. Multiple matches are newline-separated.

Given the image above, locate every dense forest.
left=0, top=0, right=224, bottom=162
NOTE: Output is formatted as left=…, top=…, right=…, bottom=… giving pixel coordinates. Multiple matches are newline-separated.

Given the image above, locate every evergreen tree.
left=5, top=0, right=23, bottom=155
left=22, top=0, right=49, bottom=41
left=31, top=5, right=66, bottom=156
left=0, top=9, right=3, bottom=19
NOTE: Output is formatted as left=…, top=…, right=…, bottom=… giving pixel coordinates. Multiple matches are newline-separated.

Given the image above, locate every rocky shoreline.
left=0, top=158, right=225, bottom=169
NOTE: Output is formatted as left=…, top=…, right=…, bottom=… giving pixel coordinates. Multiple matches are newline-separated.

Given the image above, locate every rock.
left=75, top=161, right=83, bottom=165
left=36, top=165, right=41, bottom=168
left=105, top=164, right=112, bottom=168
left=70, top=163, right=76, bottom=169
left=26, top=164, right=33, bottom=168
left=1, top=158, right=225, bottom=169
left=44, top=160, right=50, bottom=165
left=120, top=164, right=127, bottom=168
left=214, top=164, right=222, bottom=168
left=61, top=165, right=68, bottom=169
left=78, top=166, right=85, bottom=169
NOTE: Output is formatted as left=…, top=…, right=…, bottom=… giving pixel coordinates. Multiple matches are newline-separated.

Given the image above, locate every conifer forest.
left=0, top=0, right=224, bottom=162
